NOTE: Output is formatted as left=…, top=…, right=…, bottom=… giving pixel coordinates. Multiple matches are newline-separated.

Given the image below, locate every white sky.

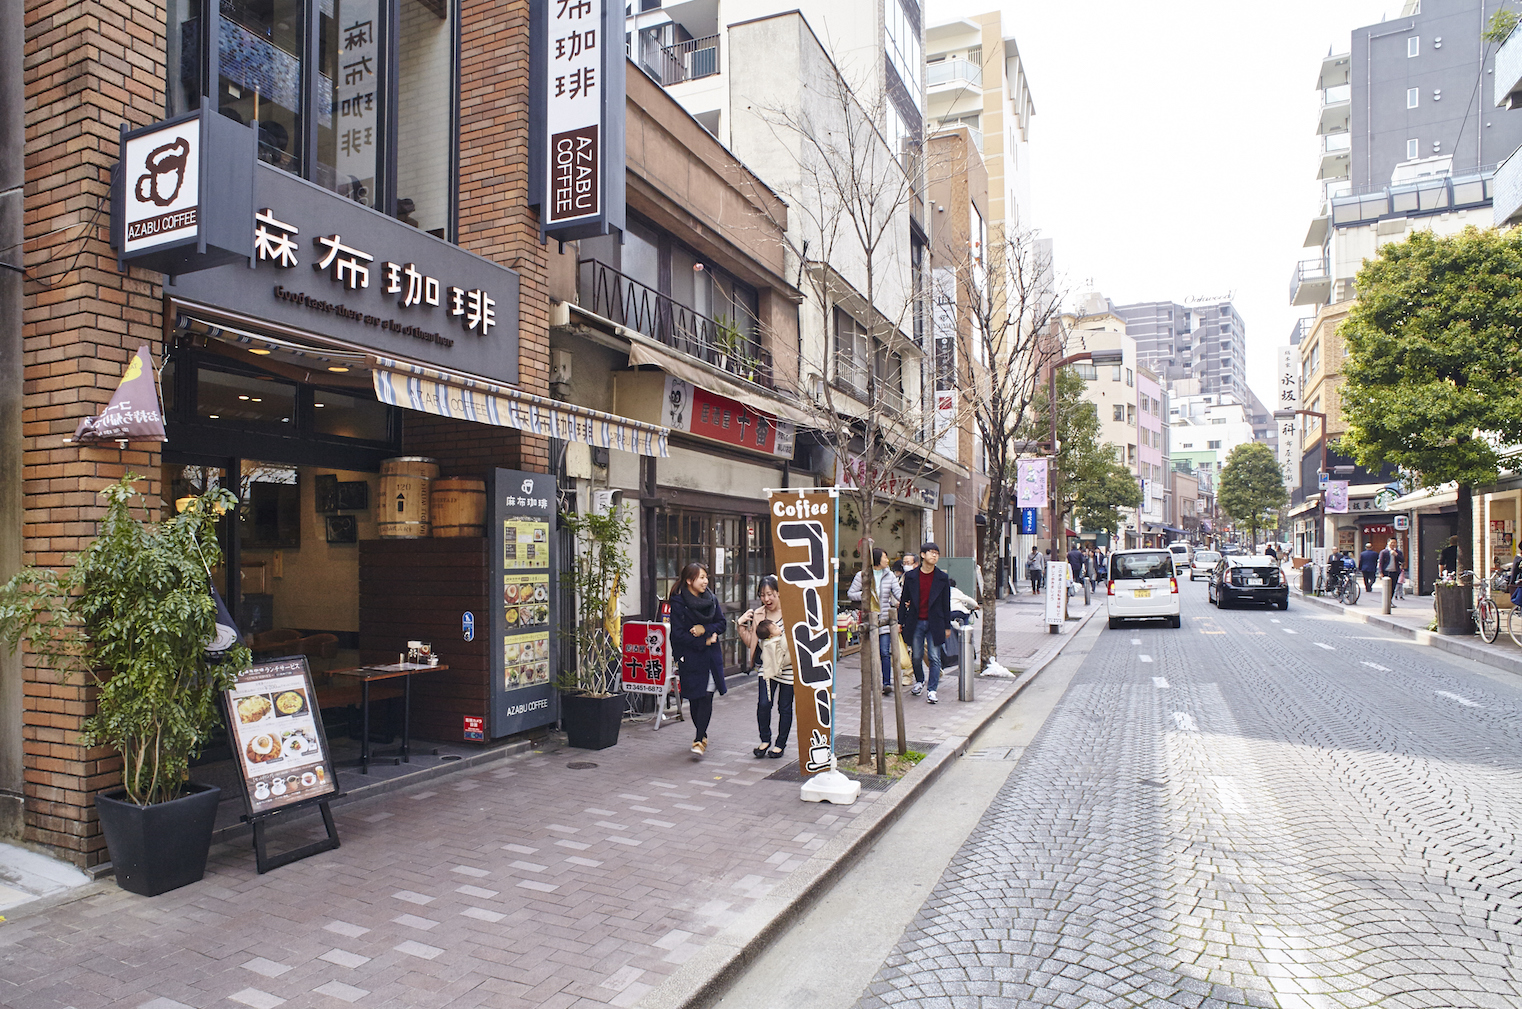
left=926, top=0, right=1398, bottom=410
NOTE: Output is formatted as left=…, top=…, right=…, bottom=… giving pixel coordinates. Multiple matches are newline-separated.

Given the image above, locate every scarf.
left=681, top=586, right=720, bottom=622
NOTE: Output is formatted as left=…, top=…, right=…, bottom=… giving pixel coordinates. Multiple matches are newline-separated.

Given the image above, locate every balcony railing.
left=1496, top=25, right=1522, bottom=109
left=1323, top=132, right=1351, bottom=154
left=1289, top=257, right=1331, bottom=307
left=655, top=35, right=720, bottom=86
left=928, top=57, right=982, bottom=89
left=1495, top=146, right=1522, bottom=226
left=578, top=259, right=773, bottom=389
left=1322, top=83, right=1350, bottom=106
left=931, top=120, right=982, bottom=152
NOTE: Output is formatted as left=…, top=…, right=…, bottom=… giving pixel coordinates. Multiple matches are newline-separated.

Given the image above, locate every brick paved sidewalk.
left=0, top=597, right=1088, bottom=1009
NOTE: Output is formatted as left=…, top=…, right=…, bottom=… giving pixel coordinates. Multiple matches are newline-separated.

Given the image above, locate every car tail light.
left=1107, top=579, right=1116, bottom=596
left=1170, top=577, right=1178, bottom=594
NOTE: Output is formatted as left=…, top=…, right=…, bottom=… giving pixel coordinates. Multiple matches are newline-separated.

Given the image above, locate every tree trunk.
left=978, top=511, right=1001, bottom=666
left=858, top=536, right=873, bottom=768
left=1457, top=483, right=1474, bottom=576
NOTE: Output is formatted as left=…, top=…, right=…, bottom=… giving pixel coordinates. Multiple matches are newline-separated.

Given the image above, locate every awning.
left=1288, top=498, right=1321, bottom=518
left=371, top=356, right=669, bottom=457
left=1385, top=482, right=1458, bottom=511
left=627, top=340, right=815, bottom=427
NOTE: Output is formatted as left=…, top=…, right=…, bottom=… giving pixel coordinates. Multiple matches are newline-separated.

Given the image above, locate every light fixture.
left=249, top=348, right=272, bottom=356
left=328, top=366, right=350, bottom=373
left=251, top=397, right=262, bottom=402
left=314, top=402, right=325, bottom=408
left=238, top=395, right=249, bottom=401
left=208, top=414, right=220, bottom=419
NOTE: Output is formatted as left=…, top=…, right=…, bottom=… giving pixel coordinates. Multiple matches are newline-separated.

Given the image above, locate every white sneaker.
left=910, top=683, right=923, bottom=696
left=927, top=690, right=938, bottom=704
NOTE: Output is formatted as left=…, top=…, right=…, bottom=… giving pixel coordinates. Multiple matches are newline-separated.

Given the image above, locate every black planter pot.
left=1434, top=584, right=1473, bottom=636
left=95, top=782, right=221, bottom=896
left=561, top=692, right=624, bottom=750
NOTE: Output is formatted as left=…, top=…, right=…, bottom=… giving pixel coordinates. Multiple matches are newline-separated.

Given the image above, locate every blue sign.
left=1019, top=508, right=1039, bottom=535
left=462, top=611, right=475, bottom=642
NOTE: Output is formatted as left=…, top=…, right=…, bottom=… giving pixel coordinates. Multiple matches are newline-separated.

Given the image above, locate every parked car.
left=1189, top=550, right=1221, bottom=581
left=1168, top=542, right=1192, bottom=572
left=1207, top=555, right=1289, bottom=610
left=1107, top=548, right=1182, bottom=629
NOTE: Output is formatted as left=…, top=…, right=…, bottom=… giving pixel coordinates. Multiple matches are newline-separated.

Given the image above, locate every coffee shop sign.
left=254, top=208, right=497, bottom=338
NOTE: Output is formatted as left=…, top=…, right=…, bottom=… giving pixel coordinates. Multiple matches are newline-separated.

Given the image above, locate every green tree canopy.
left=1072, top=452, right=1144, bottom=535
left=1218, top=442, right=1287, bottom=548
left=1339, top=226, right=1522, bottom=570
left=1021, top=366, right=1142, bottom=539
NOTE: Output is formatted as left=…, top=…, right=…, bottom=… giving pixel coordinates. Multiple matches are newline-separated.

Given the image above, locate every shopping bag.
left=894, top=632, right=913, bottom=685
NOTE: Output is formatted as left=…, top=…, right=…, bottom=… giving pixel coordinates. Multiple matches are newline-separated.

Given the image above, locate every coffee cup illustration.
left=134, top=137, right=191, bottom=207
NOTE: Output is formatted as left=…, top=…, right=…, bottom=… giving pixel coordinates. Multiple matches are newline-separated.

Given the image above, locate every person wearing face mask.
left=668, top=561, right=727, bottom=756
left=737, top=575, right=789, bottom=757
left=897, top=542, right=951, bottom=704
left=849, top=548, right=902, bottom=697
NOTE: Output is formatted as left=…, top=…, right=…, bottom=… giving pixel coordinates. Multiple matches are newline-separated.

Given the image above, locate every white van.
left=1108, top=548, right=1182, bottom=629
left=1168, top=542, right=1192, bottom=572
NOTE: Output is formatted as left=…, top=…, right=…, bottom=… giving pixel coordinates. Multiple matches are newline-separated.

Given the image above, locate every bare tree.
left=934, top=227, right=1069, bottom=663
left=734, top=53, right=967, bottom=771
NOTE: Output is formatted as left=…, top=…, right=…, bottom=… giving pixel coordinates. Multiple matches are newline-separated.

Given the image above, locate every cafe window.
left=655, top=507, right=773, bottom=673
left=167, top=0, right=457, bottom=238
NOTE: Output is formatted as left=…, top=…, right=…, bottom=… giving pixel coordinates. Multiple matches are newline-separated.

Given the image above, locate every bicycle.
left=1324, top=564, right=1361, bottom=606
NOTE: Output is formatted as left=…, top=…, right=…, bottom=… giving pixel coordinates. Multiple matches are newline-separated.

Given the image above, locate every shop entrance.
left=655, top=507, right=772, bottom=673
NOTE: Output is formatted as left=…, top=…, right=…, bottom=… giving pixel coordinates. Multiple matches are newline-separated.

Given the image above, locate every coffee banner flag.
left=72, top=345, right=167, bottom=445
left=768, top=489, right=839, bottom=777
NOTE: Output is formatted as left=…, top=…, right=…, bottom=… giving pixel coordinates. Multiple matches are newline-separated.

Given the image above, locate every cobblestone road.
left=858, top=585, right=1522, bottom=1009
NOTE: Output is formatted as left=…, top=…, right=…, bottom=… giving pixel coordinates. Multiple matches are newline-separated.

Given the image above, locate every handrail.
left=577, top=259, right=773, bottom=390
left=656, top=35, right=721, bottom=85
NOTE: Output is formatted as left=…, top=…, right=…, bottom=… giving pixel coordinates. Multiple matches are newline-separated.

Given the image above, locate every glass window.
left=1126, top=368, right=1134, bottom=387
left=835, top=309, right=870, bottom=397
left=312, top=387, right=390, bottom=441
left=1111, top=365, right=1122, bottom=381
left=1407, top=138, right=1419, bottom=159
left=197, top=366, right=298, bottom=432
left=883, top=0, right=923, bottom=111
left=1407, top=87, right=1419, bottom=109
left=218, top=0, right=306, bottom=176
left=1113, top=405, right=1124, bottom=422
left=395, top=0, right=454, bottom=236
left=1408, top=36, right=1419, bottom=57
left=319, top=0, right=382, bottom=204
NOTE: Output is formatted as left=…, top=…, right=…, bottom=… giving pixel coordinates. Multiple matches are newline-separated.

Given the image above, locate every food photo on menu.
left=231, top=675, right=333, bottom=810
left=504, top=573, right=551, bottom=628
left=504, top=630, right=551, bottom=689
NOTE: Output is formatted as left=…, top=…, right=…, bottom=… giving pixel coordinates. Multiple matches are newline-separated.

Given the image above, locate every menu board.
left=489, top=469, right=560, bottom=737
left=224, top=656, right=339, bottom=816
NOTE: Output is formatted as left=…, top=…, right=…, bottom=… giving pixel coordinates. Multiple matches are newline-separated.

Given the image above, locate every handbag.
left=894, top=632, right=912, bottom=685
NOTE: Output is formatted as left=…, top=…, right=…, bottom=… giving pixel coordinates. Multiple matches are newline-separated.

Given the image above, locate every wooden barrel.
left=377, top=457, right=438, bottom=538
left=431, top=478, right=487, bottom=538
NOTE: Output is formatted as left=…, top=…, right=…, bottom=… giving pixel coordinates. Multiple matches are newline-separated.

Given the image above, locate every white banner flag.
left=1016, top=458, right=1048, bottom=509
left=1326, top=480, right=1349, bottom=514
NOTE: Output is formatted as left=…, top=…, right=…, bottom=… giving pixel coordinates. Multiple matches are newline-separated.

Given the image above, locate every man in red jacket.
left=898, top=542, right=952, bottom=704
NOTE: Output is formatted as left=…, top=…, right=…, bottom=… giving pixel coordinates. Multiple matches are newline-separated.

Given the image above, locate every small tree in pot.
left=556, top=505, right=632, bottom=749
left=0, top=475, right=250, bottom=893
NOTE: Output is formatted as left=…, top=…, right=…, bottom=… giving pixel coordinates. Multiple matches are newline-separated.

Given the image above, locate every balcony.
left=931, top=119, right=982, bottom=153
left=1289, top=257, right=1331, bottom=307
left=577, top=259, right=773, bottom=389
left=655, top=35, right=720, bottom=86
left=1496, top=24, right=1522, bottom=109
left=1289, top=316, right=1315, bottom=346
left=1318, top=83, right=1350, bottom=135
left=1495, top=146, right=1522, bottom=226
left=1319, top=131, right=1351, bottom=182
left=928, top=57, right=982, bottom=88
left=1317, top=52, right=1350, bottom=91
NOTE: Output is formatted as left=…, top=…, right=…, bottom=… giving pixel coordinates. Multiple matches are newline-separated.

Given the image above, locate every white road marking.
left=1361, top=661, right=1391, bottom=672
left=1314, top=642, right=1335, bottom=651
left=1153, top=677, right=1169, bottom=688
left=1139, top=655, right=1154, bottom=663
left=1130, top=638, right=1141, bottom=645
left=1171, top=711, right=1198, bottom=732
left=1435, top=690, right=1480, bottom=708
left=1283, top=629, right=1298, bottom=635
left=1270, top=619, right=1281, bottom=624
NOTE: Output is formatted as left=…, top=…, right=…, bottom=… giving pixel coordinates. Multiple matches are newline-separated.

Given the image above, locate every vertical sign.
left=1044, top=562, right=1068, bottom=627
left=532, top=0, right=624, bottom=241
left=489, top=469, right=559, bottom=737
left=122, top=117, right=201, bottom=254
left=620, top=621, right=669, bottom=694
left=335, top=0, right=380, bottom=205
left=1325, top=480, right=1350, bottom=514
left=1019, top=507, right=1039, bottom=535
left=1016, top=458, right=1048, bottom=509
left=768, top=490, right=839, bottom=777
left=1276, top=345, right=1301, bottom=490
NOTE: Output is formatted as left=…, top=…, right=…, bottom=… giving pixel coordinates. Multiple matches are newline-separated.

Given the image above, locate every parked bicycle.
left=1322, top=559, right=1361, bottom=606
left=1473, top=571, right=1501, bottom=643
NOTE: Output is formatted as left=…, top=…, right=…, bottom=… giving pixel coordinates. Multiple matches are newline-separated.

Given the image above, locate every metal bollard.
left=958, top=624, right=976, bottom=701
left=1382, top=576, right=1393, bottom=614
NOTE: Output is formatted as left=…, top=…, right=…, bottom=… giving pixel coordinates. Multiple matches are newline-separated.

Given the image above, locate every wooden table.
left=329, top=663, right=447, bottom=774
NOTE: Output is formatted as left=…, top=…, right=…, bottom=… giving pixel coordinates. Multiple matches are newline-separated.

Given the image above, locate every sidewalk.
left=0, top=593, right=1098, bottom=1009
left=1292, top=582, right=1522, bottom=677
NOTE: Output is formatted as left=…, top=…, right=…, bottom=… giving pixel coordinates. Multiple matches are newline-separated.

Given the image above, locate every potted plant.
left=556, top=505, right=632, bottom=749
left=1433, top=569, right=1473, bottom=636
left=0, top=475, right=250, bottom=895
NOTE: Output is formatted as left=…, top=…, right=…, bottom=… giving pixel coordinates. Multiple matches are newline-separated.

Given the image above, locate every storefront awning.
left=1385, top=483, right=1458, bottom=511
left=371, top=356, right=669, bottom=457
left=626, top=340, right=815, bottom=427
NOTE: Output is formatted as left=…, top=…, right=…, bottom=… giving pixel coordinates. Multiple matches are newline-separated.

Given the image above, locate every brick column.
left=22, top=0, right=170, bottom=864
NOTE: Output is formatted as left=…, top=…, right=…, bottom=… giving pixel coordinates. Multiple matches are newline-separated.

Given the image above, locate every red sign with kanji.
left=620, top=621, right=669, bottom=695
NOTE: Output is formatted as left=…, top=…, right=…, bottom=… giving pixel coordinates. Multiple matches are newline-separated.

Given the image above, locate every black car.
left=1208, top=555, right=1289, bottom=610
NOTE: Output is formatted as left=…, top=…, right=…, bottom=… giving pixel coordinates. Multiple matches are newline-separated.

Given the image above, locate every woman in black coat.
left=668, top=561, right=728, bottom=756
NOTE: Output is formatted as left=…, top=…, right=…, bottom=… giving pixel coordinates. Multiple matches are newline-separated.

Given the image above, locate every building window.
left=169, top=0, right=458, bottom=238
left=1407, top=138, right=1419, bottom=159
left=1208, top=440, right=1222, bottom=450
left=1127, top=444, right=1136, bottom=465
left=1111, top=365, right=1122, bottom=381
left=1407, top=87, right=1419, bottom=109
left=1126, top=368, right=1134, bottom=387
left=1127, top=404, right=1136, bottom=426
left=1408, top=36, right=1419, bottom=57
left=883, top=0, right=923, bottom=111
left=834, top=309, right=870, bottom=398
left=1113, top=405, right=1125, bottom=422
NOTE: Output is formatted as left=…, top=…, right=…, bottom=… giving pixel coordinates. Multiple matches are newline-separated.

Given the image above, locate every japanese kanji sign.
left=1016, top=458, right=1048, bottom=509
left=768, top=490, right=840, bottom=777
left=1276, top=345, right=1300, bottom=490
left=532, top=0, right=623, bottom=241
left=71, top=344, right=167, bottom=445
left=620, top=622, right=669, bottom=695
left=335, top=1, right=379, bottom=200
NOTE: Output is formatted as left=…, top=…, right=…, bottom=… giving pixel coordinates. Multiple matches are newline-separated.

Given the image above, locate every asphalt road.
left=849, top=578, right=1522, bottom=1009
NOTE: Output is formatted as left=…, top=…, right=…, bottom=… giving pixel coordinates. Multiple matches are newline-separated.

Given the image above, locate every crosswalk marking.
left=1283, top=629, right=1298, bottom=635
left=1171, top=711, right=1198, bottom=732
left=1139, top=655, right=1153, bottom=663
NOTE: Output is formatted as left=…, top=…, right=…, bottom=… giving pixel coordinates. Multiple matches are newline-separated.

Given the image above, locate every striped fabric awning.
left=371, top=356, right=669, bottom=458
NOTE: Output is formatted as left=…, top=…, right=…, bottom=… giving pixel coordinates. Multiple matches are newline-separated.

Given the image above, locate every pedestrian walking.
left=1359, top=544, right=1380, bottom=592
left=668, top=562, right=727, bottom=757
left=1440, top=535, right=1460, bottom=577
left=749, top=620, right=793, bottom=759
left=1393, top=542, right=1407, bottom=599
left=898, top=542, right=951, bottom=704
left=1378, top=538, right=1400, bottom=606
left=848, top=548, right=902, bottom=696
left=736, top=575, right=788, bottom=757
left=1025, top=547, right=1045, bottom=594
left=1082, top=545, right=1099, bottom=592
left=1066, top=544, right=1085, bottom=597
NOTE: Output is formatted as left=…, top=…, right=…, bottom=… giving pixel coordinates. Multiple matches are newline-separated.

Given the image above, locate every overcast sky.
left=926, top=0, right=1398, bottom=410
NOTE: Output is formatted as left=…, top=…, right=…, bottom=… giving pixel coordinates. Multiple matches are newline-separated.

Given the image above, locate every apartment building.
left=1109, top=299, right=1247, bottom=399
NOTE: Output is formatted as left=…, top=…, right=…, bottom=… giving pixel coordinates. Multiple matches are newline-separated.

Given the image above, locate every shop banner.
left=1326, top=480, right=1350, bottom=514
left=661, top=375, right=793, bottom=458
left=224, top=656, right=339, bottom=816
left=72, top=345, right=167, bottom=445
left=1019, top=507, right=1039, bottom=535
left=620, top=621, right=668, bottom=695
left=1276, top=345, right=1300, bottom=489
left=1016, top=458, right=1048, bottom=509
left=838, top=456, right=939, bottom=509
left=768, top=490, right=840, bottom=777
left=490, top=469, right=560, bottom=737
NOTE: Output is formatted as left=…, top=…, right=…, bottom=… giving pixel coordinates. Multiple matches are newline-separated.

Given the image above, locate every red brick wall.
left=22, top=0, right=170, bottom=864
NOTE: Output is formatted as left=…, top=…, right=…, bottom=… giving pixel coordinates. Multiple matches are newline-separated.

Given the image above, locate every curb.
left=636, top=604, right=1101, bottom=1009
left=1292, top=589, right=1522, bottom=677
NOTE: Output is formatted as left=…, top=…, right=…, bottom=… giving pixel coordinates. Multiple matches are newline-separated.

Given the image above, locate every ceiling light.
left=238, top=395, right=249, bottom=400
left=314, top=402, right=325, bottom=408
left=251, top=397, right=262, bottom=402
left=208, top=414, right=220, bottom=419
left=328, top=366, right=350, bottom=373
left=249, top=348, right=272, bottom=356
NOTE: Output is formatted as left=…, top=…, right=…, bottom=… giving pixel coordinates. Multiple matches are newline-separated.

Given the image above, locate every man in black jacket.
left=898, top=542, right=951, bottom=704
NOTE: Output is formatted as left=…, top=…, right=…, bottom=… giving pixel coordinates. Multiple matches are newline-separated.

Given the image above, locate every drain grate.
left=566, top=761, right=599, bottom=770
left=964, top=746, right=1026, bottom=761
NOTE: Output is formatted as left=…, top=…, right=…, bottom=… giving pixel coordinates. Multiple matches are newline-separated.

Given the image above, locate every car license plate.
left=1246, top=577, right=1261, bottom=586
left=1133, top=588, right=1151, bottom=598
